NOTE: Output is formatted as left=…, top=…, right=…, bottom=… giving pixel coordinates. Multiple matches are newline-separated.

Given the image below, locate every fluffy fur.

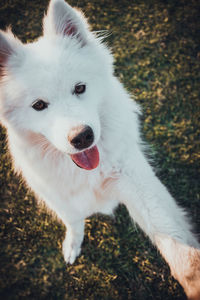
left=0, top=0, right=200, bottom=298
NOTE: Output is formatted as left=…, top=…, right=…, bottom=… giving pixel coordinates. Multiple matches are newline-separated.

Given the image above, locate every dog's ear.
left=0, top=29, right=23, bottom=77
left=43, top=0, right=89, bottom=46
left=0, top=30, right=14, bottom=76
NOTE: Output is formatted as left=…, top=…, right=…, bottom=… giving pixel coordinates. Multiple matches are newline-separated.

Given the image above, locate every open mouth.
left=70, top=145, right=99, bottom=170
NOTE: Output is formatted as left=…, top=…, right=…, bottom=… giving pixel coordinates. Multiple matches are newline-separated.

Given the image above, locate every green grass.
left=0, top=0, right=200, bottom=299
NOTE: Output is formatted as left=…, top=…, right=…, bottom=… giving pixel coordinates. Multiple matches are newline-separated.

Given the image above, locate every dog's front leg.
left=118, top=149, right=200, bottom=300
left=62, top=219, right=85, bottom=264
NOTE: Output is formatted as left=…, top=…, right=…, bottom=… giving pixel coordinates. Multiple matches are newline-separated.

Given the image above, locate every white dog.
left=0, top=0, right=199, bottom=298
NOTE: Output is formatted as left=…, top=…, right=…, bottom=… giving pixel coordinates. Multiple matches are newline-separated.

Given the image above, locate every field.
left=0, top=0, right=200, bottom=299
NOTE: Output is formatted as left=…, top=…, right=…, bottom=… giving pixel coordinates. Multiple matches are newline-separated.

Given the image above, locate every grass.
left=0, top=0, right=200, bottom=299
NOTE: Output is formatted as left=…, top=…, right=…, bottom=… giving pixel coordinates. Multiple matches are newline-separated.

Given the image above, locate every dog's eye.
left=74, top=84, right=86, bottom=95
left=32, top=100, right=49, bottom=111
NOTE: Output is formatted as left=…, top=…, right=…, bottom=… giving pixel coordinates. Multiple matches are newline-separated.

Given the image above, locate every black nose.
left=68, top=125, right=94, bottom=150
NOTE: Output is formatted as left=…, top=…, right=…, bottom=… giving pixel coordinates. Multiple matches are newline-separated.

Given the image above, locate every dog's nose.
left=68, top=125, right=94, bottom=150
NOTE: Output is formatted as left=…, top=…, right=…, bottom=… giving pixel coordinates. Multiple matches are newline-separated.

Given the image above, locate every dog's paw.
left=62, top=236, right=81, bottom=264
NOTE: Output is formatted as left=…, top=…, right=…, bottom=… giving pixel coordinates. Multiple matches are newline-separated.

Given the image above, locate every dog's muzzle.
left=68, top=125, right=94, bottom=150
left=68, top=125, right=99, bottom=170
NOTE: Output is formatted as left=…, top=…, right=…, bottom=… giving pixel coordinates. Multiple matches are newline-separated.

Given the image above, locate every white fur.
left=0, top=0, right=200, bottom=298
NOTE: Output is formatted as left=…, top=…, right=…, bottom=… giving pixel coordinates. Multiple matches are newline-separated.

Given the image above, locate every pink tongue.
left=70, top=146, right=99, bottom=170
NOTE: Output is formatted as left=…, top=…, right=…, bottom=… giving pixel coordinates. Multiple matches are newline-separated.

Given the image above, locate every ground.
left=0, top=0, right=200, bottom=299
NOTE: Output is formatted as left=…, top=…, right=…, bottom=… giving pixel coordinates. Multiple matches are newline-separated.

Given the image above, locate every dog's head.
left=0, top=0, right=114, bottom=170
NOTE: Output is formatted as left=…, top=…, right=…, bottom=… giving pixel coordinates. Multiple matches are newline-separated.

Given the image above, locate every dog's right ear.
left=0, top=29, right=23, bottom=77
left=43, top=0, right=90, bottom=46
left=0, top=30, right=13, bottom=76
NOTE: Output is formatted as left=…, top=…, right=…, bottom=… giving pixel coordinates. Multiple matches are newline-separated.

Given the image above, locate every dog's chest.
left=9, top=134, right=119, bottom=218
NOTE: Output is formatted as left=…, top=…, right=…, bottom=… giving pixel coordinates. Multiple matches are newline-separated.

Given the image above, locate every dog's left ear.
left=43, top=0, right=89, bottom=46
